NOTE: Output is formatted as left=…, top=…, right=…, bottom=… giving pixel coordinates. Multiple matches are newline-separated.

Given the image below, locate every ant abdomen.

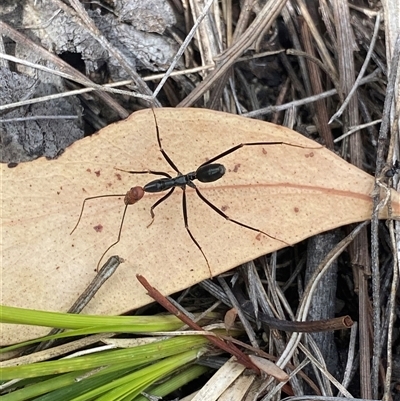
left=196, top=163, right=226, bottom=183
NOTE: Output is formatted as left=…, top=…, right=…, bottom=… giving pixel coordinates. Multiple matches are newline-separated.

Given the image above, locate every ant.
left=71, top=109, right=319, bottom=276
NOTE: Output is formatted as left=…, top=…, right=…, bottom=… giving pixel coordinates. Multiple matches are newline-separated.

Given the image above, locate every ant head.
left=124, top=186, right=145, bottom=205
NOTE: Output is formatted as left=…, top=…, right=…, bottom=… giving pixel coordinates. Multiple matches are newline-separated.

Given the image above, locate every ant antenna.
left=71, top=187, right=145, bottom=270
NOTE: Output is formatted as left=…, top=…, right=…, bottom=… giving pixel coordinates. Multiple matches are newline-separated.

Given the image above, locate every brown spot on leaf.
left=93, top=224, right=103, bottom=232
left=305, top=152, right=314, bottom=158
left=86, top=168, right=91, bottom=173
left=7, top=162, right=18, bottom=168
left=221, top=205, right=229, bottom=212
left=115, top=173, right=122, bottom=180
left=256, top=233, right=262, bottom=241
left=262, top=148, right=267, bottom=155
left=233, top=163, right=241, bottom=172
left=294, top=207, right=299, bottom=213
left=95, top=170, right=101, bottom=177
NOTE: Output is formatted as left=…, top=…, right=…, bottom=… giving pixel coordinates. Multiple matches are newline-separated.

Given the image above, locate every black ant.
left=71, top=109, right=319, bottom=276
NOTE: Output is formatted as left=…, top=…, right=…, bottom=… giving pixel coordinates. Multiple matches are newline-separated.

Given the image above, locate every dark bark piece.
left=305, top=231, right=342, bottom=378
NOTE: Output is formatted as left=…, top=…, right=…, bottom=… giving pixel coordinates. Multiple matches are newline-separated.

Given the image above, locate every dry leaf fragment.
left=224, top=308, right=238, bottom=332
left=248, top=355, right=289, bottom=381
left=1, top=108, right=399, bottom=344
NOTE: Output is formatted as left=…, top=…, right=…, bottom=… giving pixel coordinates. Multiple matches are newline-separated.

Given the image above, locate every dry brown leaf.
left=224, top=308, right=238, bottom=332
left=2, top=108, right=399, bottom=344
left=248, top=355, right=289, bottom=381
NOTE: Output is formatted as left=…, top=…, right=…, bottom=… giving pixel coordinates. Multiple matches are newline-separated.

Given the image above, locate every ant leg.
left=201, top=141, right=321, bottom=166
left=181, top=187, right=212, bottom=276
left=115, top=168, right=172, bottom=179
left=146, top=187, right=175, bottom=228
left=150, top=108, right=182, bottom=175
left=96, top=204, right=129, bottom=270
left=193, top=186, right=291, bottom=247
left=70, top=194, right=126, bottom=235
